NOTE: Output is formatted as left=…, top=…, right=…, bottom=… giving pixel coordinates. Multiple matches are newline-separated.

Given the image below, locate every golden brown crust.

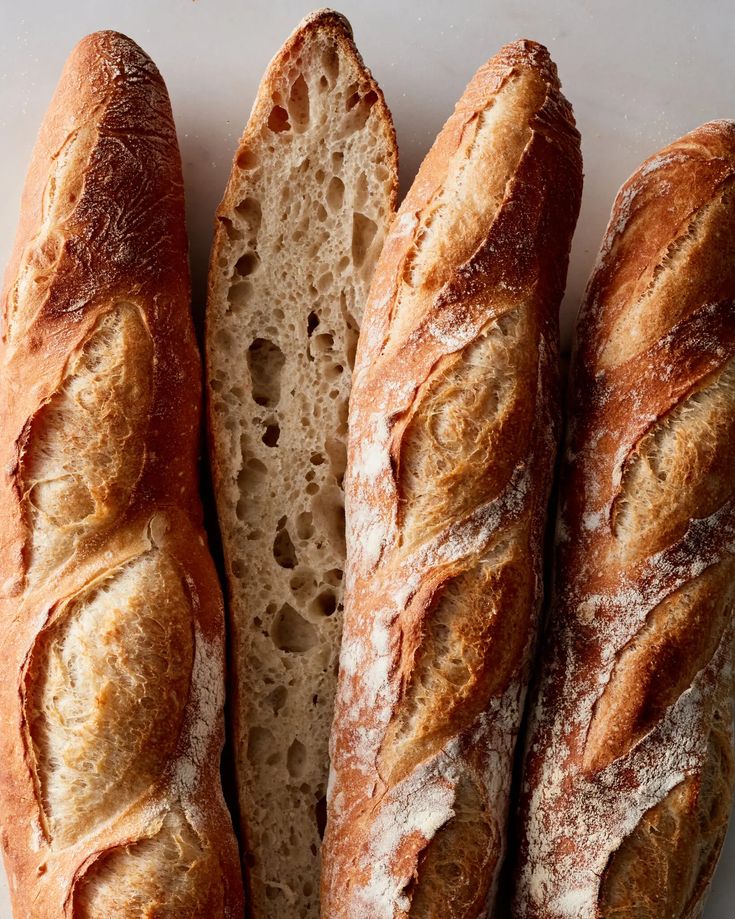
left=0, top=31, right=243, bottom=917
left=514, top=121, right=735, bottom=918
left=322, top=40, right=582, bottom=919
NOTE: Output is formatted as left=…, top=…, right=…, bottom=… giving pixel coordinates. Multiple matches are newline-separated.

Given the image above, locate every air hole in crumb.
left=306, top=482, right=319, bottom=496
left=310, top=590, right=337, bottom=617
left=346, top=333, right=358, bottom=370
left=218, top=216, right=243, bottom=241
left=312, top=333, right=334, bottom=354
left=287, top=74, right=310, bottom=129
left=342, top=90, right=378, bottom=135
left=267, top=685, right=288, bottom=714
left=247, top=725, right=275, bottom=766
left=354, top=172, right=369, bottom=209
left=273, top=527, right=297, bottom=568
left=311, top=485, right=345, bottom=556
left=352, top=212, right=378, bottom=268
left=237, top=148, right=259, bottom=169
left=296, top=511, right=314, bottom=540
left=268, top=105, right=290, bottom=133
left=235, top=251, right=260, bottom=277
left=231, top=559, right=245, bottom=579
left=263, top=422, right=280, bottom=447
left=310, top=452, right=325, bottom=466
left=316, top=795, right=327, bottom=839
left=214, top=328, right=233, bottom=351
left=247, top=338, right=285, bottom=407
left=324, top=568, right=343, bottom=585
left=287, top=738, right=307, bottom=778
left=271, top=604, right=318, bottom=653
left=321, top=47, right=339, bottom=84
left=290, top=570, right=315, bottom=594
left=307, top=311, right=320, bottom=336
left=237, top=458, right=267, bottom=506
left=327, top=175, right=345, bottom=211
left=234, top=196, right=262, bottom=230
left=227, top=281, right=252, bottom=311
left=325, top=437, right=347, bottom=485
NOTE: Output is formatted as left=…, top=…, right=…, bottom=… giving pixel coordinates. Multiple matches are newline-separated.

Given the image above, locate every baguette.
left=206, top=10, right=398, bottom=917
left=0, top=32, right=243, bottom=917
left=514, top=122, right=735, bottom=918
left=322, top=40, right=582, bottom=918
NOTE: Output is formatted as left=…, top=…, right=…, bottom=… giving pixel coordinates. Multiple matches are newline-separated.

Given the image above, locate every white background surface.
left=0, top=0, right=733, bottom=915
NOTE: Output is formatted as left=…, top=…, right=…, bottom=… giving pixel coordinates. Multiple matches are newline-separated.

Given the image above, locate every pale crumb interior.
left=208, top=27, right=394, bottom=918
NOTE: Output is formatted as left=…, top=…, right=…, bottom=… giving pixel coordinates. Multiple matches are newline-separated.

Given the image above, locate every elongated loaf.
left=206, top=10, right=397, bottom=917
left=514, top=122, right=735, bottom=918
left=322, top=40, right=582, bottom=919
left=0, top=32, right=243, bottom=917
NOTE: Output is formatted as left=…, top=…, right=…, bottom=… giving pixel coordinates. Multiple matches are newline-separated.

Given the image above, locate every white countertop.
left=0, top=0, right=733, bottom=915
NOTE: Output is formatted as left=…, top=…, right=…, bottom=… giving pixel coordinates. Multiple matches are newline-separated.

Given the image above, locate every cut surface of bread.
left=206, top=10, right=398, bottom=917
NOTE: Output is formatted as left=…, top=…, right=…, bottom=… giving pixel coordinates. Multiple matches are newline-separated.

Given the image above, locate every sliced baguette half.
left=206, top=9, right=398, bottom=917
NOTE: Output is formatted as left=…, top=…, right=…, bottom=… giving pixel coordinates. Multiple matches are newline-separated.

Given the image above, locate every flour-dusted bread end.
left=514, top=121, right=735, bottom=919
left=206, top=10, right=398, bottom=918
left=0, top=30, right=243, bottom=917
left=322, top=39, right=582, bottom=919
